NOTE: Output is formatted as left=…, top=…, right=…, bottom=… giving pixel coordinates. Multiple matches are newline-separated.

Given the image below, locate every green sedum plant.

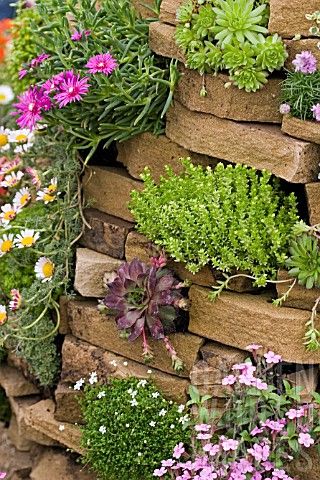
left=175, top=0, right=286, bottom=92
left=130, top=159, right=298, bottom=279
left=81, top=377, right=190, bottom=480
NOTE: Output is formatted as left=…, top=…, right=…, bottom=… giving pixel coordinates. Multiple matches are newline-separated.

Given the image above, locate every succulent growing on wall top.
left=175, top=0, right=287, bottom=92
left=102, top=258, right=187, bottom=371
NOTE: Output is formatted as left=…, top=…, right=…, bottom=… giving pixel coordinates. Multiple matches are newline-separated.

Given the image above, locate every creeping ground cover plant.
left=9, top=0, right=178, bottom=160
left=175, top=0, right=287, bottom=93
left=80, top=376, right=191, bottom=480
left=154, top=345, right=320, bottom=480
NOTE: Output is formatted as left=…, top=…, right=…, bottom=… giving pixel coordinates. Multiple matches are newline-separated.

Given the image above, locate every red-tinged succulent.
left=102, top=257, right=187, bottom=371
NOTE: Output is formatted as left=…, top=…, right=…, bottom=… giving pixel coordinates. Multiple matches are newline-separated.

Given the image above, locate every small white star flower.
left=126, top=423, right=130, bottom=428
left=130, top=399, right=138, bottom=407
left=109, top=360, right=117, bottom=367
left=149, top=421, right=156, bottom=427
left=59, top=424, right=65, bottom=431
left=137, top=379, right=147, bottom=388
left=99, top=425, right=107, bottom=434
left=179, top=414, right=190, bottom=425
left=152, top=392, right=160, bottom=399
left=73, top=378, right=85, bottom=390
left=97, top=391, right=106, bottom=399
left=177, top=404, right=185, bottom=413
left=138, top=452, right=142, bottom=457
left=123, top=361, right=128, bottom=366
left=170, top=424, right=175, bottom=429
left=89, top=371, right=98, bottom=384
left=159, top=409, right=167, bottom=417
left=147, top=369, right=152, bottom=374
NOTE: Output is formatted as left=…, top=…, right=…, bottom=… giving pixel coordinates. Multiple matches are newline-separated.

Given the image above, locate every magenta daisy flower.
left=13, top=86, right=52, bottom=130
left=86, top=53, right=117, bottom=76
left=54, top=71, right=90, bottom=108
left=71, top=29, right=91, bottom=41
left=18, top=69, right=28, bottom=80
left=30, top=53, right=50, bottom=68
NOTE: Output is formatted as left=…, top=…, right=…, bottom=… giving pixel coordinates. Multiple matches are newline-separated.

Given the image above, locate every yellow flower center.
left=47, top=184, right=57, bottom=193
left=19, top=194, right=30, bottom=206
left=42, top=261, right=54, bottom=278
left=21, top=236, right=34, bottom=247
left=0, top=94, right=6, bottom=102
left=1, top=240, right=13, bottom=252
left=0, top=134, right=8, bottom=147
left=44, top=193, right=55, bottom=202
left=0, top=312, right=7, bottom=324
left=15, top=134, right=28, bottom=143
left=3, top=210, right=15, bottom=221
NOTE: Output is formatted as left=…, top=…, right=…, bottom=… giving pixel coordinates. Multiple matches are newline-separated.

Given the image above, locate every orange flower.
left=0, top=19, right=12, bottom=63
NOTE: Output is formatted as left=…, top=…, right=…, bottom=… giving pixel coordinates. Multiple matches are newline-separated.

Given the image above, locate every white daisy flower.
left=0, top=233, right=14, bottom=256
left=1, top=171, right=24, bottom=188
left=0, top=85, right=14, bottom=105
left=0, top=157, right=21, bottom=175
left=15, top=229, right=40, bottom=249
left=36, top=190, right=59, bottom=204
left=97, top=391, right=106, bottom=399
left=34, top=257, right=54, bottom=282
left=45, top=177, right=58, bottom=194
left=74, top=378, right=85, bottom=390
left=0, top=305, right=7, bottom=325
left=9, top=129, right=33, bottom=144
left=0, top=204, right=18, bottom=225
left=59, top=424, right=65, bottom=431
left=89, top=371, right=98, bottom=384
left=0, top=127, right=11, bottom=150
left=13, top=187, right=31, bottom=209
left=99, top=425, right=107, bottom=434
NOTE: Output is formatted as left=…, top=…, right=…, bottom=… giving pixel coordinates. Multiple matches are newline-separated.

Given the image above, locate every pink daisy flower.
left=30, top=53, right=50, bottom=68
left=13, top=86, right=52, bottom=130
left=54, top=71, right=90, bottom=108
left=86, top=53, right=117, bottom=76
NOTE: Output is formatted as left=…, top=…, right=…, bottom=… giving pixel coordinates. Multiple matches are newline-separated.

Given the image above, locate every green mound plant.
left=130, top=159, right=299, bottom=279
left=175, top=0, right=286, bottom=92
left=81, top=377, right=190, bottom=480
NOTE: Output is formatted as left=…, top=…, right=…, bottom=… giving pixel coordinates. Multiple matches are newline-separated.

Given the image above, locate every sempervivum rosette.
left=102, top=257, right=187, bottom=371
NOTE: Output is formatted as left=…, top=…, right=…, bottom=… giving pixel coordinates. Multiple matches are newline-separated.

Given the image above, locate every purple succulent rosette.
left=103, top=257, right=187, bottom=371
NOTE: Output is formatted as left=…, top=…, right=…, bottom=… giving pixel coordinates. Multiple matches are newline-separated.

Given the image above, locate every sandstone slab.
left=62, top=335, right=189, bottom=403
left=166, top=101, right=320, bottom=183
left=177, top=67, right=282, bottom=123
left=276, top=269, right=320, bottom=310
left=117, top=132, right=216, bottom=182
left=306, top=182, right=320, bottom=226
left=149, top=21, right=184, bottom=62
left=30, top=449, right=97, bottom=480
left=282, top=115, right=320, bottom=145
left=8, top=414, right=34, bottom=452
left=9, top=396, right=58, bottom=447
left=74, top=248, right=122, bottom=298
left=285, top=39, right=320, bottom=69
left=54, top=382, right=83, bottom=425
left=189, top=285, right=320, bottom=364
left=80, top=208, right=133, bottom=258
left=24, top=399, right=83, bottom=454
left=59, top=295, right=72, bottom=335
left=268, top=0, right=319, bottom=38
left=159, top=0, right=182, bottom=24
left=0, top=365, right=39, bottom=397
left=0, top=422, right=34, bottom=478
left=67, top=299, right=203, bottom=377
left=83, top=166, right=143, bottom=222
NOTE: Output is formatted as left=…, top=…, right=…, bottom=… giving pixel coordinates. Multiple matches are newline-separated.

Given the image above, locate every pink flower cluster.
left=292, top=51, right=317, bottom=74
left=19, top=52, right=50, bottom=80
left=15, top=52, right=118, bottom=130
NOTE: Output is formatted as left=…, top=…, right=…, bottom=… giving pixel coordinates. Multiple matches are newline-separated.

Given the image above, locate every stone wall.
left=1, top=0, right=320, bottom=478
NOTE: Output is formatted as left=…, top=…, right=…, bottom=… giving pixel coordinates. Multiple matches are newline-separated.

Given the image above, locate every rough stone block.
left=200, top=342, right=247, bottom=369
left=9, top=396, right=59, bottom=447
left=132, top=0, right=156, bottom=18
left=149, top=21, right=184, bottom=62
left=30, top=449, right=97, bottom=480
left=80, top=208, right=133, bottom=258
left=74, top=248, right=122, bottom=298
left=166, top=101, right=320, bottom=183
left=83, top=166, right=143, bottom=222
left=177, top=67, right=282, bottom=123
left=276, top=269, right=320, bottom=310
left=0, top=365, right=39, bottom=397
left=59, top=295, right=72, bottom=335
left=0, top=423, right=34, bottom=478
left=268, top=0, right=319, bottom=38
left=188, top=285, right=320, bottom=364
left=117, top=132, right=216, bottom=182
left=67, top=300, right=203, bottom=377
left=159, top=0, right=182, bottom=24
left=306, top=183, right=320, bottom=226
left=55, top=382, right=83, bottom=425
left=285, top=366, right=319, bottom=403
left=282, top=115, right=320, bottom=145
left=8, top=414, right=34, bottom=452
left=24, top=399, right=83, bottom=454
left=62, top=335, right=189, bottom=403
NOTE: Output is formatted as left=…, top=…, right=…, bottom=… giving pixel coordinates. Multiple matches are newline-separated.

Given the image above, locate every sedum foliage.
left=130, top=159, right=298, bottom=279
left=281, top=70, right=320, bottom=120
left=81, top=378, right=190, bottom=480
left=175, top=0, right=286, bottom=92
